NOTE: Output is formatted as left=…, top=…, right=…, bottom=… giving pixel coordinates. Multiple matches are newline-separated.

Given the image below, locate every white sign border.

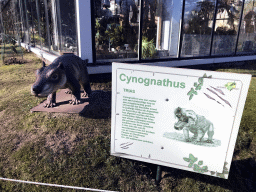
left=111, top=62, right=252, bottom=179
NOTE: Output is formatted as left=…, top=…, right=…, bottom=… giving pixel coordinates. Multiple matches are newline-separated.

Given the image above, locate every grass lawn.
left=0, top=48, right=256, bottom=191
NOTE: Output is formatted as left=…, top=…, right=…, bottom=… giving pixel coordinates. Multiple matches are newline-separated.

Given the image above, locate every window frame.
left=90, top=0, right=256, bottom=64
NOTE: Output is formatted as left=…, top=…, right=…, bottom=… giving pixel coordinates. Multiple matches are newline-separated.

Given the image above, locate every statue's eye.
left=51, top=74, right=58, bottom=80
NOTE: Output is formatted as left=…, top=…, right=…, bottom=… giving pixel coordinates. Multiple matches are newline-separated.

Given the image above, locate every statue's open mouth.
left=174, top=121, right=187, bottom=130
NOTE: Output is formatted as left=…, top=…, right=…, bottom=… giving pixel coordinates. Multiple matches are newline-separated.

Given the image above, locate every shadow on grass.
left=79, top=90, right=111, bottom=119
left=157, top=157, right=256, bottom=191
left=78, top=73, right=112, bottom=119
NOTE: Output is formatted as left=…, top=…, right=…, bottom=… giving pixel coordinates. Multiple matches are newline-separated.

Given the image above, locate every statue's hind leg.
left=82, top=82, right=92, bottom=97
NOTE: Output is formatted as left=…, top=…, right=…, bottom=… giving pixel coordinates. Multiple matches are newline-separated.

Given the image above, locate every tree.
left=217, top=0, right=239, bottom=31
left=105, top=23, right=125, bottom=49
left=185, top=0, right=215, bottom=35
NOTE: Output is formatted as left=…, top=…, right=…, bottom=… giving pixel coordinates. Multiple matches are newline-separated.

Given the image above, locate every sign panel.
left=111, top=63, right=251, bottom=179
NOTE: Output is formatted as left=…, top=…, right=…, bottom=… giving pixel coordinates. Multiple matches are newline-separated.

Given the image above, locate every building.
left=1, top=0, right=256, bottom=74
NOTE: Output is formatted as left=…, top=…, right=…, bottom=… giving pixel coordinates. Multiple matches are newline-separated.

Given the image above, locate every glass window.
left=181, top=0, right=216, bottom=57
left=38, top=0, right=50, bottom=50
left=34, top=0, right=43, bottom=48
left=237, top=0, right=256, bottom=54
left=58, top=0, right=78, bottom=55
left=26, top=0, right=38, bottom=47
left=19, top=0, right=30, bottom=44
left=13, top=0, right=23, bottom=43
left=94, top=0, right=140, bottom=62
left=0, top=0, right=24, bottom=60
left=141, top=0, right=183, bottom=59
left=2, top=1, right=16, bottom=36
left=211, top=0, right=243, bottom=55
left=47, top=0, right=58, bottom=53
left=1, top=0, right=21, bottom=41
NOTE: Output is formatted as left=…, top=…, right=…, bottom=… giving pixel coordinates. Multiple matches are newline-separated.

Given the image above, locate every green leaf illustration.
left=193, top=164, right=200, bottom=171
left=195, top=85, right=202, bottom=90
left=189, top=154, right=198, bottom=162
left=183, top=154, right=212, bottom=174
left=198, top=77, right=204, bottom=84
left=217, top=173, right=225, bottom=179
left=225, top=82, right=236, bottom=91
left=187, top=88, right=198, bottom=100
left=188, top=74, right=209, bottom=100
left=198, top=161, right=203, bottom=166
left=202, top=166, right=208, bottom=172
left=223, top=170, right=229, bottom=174
left=210, top=171, right=216, bottom=175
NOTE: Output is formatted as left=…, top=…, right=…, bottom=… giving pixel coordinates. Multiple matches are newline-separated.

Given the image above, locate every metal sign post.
left=156, top=165, right=162, bottom=184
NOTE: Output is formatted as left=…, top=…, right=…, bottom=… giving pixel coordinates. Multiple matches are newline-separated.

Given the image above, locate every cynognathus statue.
left=31, top=54, right=92, bottom=107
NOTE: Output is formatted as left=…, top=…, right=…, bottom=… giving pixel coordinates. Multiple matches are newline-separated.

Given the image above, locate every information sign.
left=111, top=63, right=251, bottom=179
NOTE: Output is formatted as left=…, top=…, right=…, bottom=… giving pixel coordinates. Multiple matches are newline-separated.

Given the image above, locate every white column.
left=76, top=0, right=93, bottom=62
left=169, top=0, right=183, bottom=57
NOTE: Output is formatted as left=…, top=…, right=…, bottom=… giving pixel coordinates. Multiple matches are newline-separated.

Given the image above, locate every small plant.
left=105, top=23, right=125, bottom=49
left=141, top=37, right=156, bottom=59
left=135, top=37, right=157, bottom=59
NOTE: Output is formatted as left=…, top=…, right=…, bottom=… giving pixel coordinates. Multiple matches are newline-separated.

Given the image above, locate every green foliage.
left=135, top=37, right=156, bottom=59
left=186, top=0, right=215, bottom=35
left=141, top=37, right=156, bottom=59
left=95, top=18, right=106, bottom=48
left=105, top=23, right=125, bottom=49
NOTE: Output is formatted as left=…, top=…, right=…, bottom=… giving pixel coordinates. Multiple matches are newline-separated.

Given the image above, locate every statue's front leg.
left=44, top=92, right=56, bottom=108
left=183, top=128, right=191, bottom=142
left=206, top=124, right=214, bottom=143
left=195, top=130, right=205, bottom=143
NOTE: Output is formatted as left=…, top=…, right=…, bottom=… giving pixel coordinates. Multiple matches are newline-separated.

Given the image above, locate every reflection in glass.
left=212, top=0, right=243, bottom=55
left=38, top=0, right=50, bottom=50
left=1, top=0, right=24, bottom=45
left=181, top=0, right=215, bottom=57
left=34, top=0, right=43, bottom=48
left=47, top=0, right=61, bottom=54
left=26, top=0, right=38, bottom=46
left=58, top=0, right=78, bottom=55
left=1, top=0, right=15, bottom=38
left=20, top=0, right=30, bottom=44
left=237, top=0, right=256, bottom=54
left=94, top=0, right=140, bottom=62
left=0, top=0, right=24, bottom=59
left=142, top=0, right=183, bottom=59
left=13, top=0, right=23, bottom=43
left=47, top=0, right=55, bottom=52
